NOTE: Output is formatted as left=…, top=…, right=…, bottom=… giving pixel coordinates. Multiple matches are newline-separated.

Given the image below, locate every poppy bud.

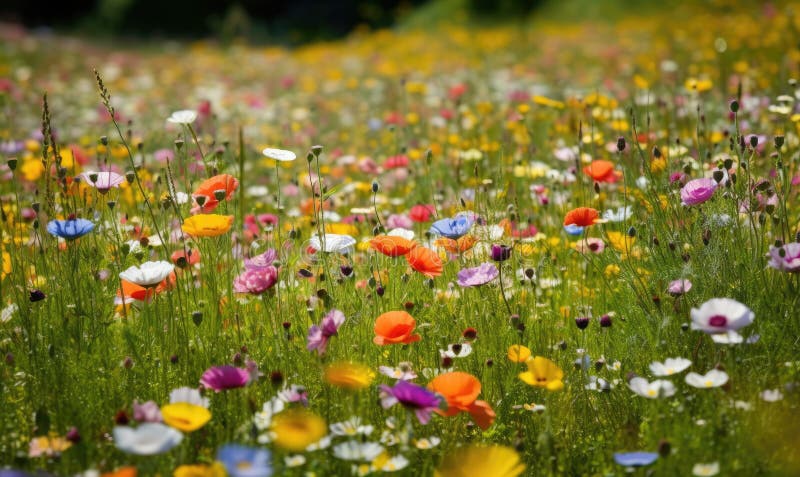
left=371, top=181, right=379, bottom=193
left=125, top=171, right=135, bottom=184
left=170, top=354, right=179, bottom=364
left=775, top=136, right=784, bottom=149
left=270, top=370, right=284, bottom=385
left=376, top=285, right=385, bottom=297
left=616, top=136, right=626, bottom=152
left=575, top=316, right=590, bottom=330
left=29, top=289, right=46, bottom=302
left=192, top=311, right=203, bottom=326
left=32, top=202, right=40, bottom=213
left=7, top=158, right=17, bottom=171
left=627, top=226, right=636, bottom=238
left=658, top=439, right=671, bottom=457
left=652, top=146, right=662, bottom=159
left=750, top=135, right=758, bottom=148
left=66, top=427, right=81, bottom=443
left=729, top=100, right=739, bottom=113
left=5, top=352, right=13, bottom=365
left=599, top=314, right=612, bottom=327
left=123, top=356, right=134, bottom=369
left=100, top=135, right=108, bottom=146
left=311, top=145, right=323, bottom=157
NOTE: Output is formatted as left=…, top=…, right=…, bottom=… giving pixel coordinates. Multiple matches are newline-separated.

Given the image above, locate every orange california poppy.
left=405, top=246, right=443, bottom=278
left=563, top=207, right=600, bottom=227
left=583, top=160, right=620, bottom=183
left=373, top=310, right=421, bottom=345
left=434, top=235, right=477, bottom=254
left=370, top=235, right=417, bottom=257
left=427, top=371, right=496, bottom=430
left=192, top=174, right=239, bottom=212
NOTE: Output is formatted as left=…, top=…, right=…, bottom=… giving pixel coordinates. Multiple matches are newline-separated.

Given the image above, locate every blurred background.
left=0, top=0, right=715, bottom=45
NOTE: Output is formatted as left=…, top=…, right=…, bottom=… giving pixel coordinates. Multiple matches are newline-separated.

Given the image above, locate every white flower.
left=305, top=434, right=331, bottom=451
left=308, top=234, right=356, bottom=254
left=329, top=417, right=374, bottom=437
left=602, top=206, right=632, bottom=222
left=332, top=441, right=384, bottom=461
left=692, top=462, right=720, bottom=476
left=690, top=298, right=754, bottom=333
left=387, top=228, right=415, bottom=240
left=284, top=454, right=306, bottom=467
left=685, top=369, right=729, bottom=388
left=167, top=110, right=198, bottom=125
left=378, top=454, right=409, bottom=472
left=413, top=436, right=441, bottom=450
left=1, top=303, right=18, bottom=323
left=262, top=148, right=297, bottom=162
left=585, top=376, right=614, bottom=392
left=253, top=397, right=285, bottom=431
left=113, top=423, right=183, bottom=455
left=378, top=363, right=417, bottom=381
left=440, top=343, right=472, bottom=359
left=169, top=387, right=210, bottom=408
left=119, top=261, right=174, bottom=287
left=760, top=389, right=784, bottom=402
left=649, top=358, right=692, bottom=376
left=628, top=377, right=676, bottom=398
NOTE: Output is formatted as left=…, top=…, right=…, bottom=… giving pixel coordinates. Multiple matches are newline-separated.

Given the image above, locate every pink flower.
left=133, top=400, right=162, bottom=423
left=680, top=178, right=717, bottom=206
left=244, top=249, right=278, bottom=270
left=81, top=171, right=125, bottom=194
left=307, top=309, right=346, bottom=355
left=767, top=243, right=800, bottom=273
left=386, top=214, right=413, bottom=229
left=457, top=262, right=499, bottom=287
left=667, top=279, right=692, bottom=296
left=200, top=365, right=251, bottom=391
left=233, top=267, right=278, bottom=294
left=575, top=238, right=605, bottom=254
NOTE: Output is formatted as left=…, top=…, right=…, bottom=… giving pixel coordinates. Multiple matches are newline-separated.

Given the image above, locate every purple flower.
left=613, top=451, right=658, bottom=467
left=767, top=243, right=800, bottom=273
left=491, top=244, right=512, bottom=262
left=667, top=279, right=692, bottom=296
left=244, top=249, right=278, bottom=270
left=132, top=400, right=162, bottom=423
left=680, top=178, right=717, bottom=206
left=307, top=309, right=346, bottom=355
left=379, top=380, right=441, bottom=424
left=456, top=262, right=499, bottom=287
left=233, top=267, right=278, bottom=294
left=200, top=365, right=251, bottom=392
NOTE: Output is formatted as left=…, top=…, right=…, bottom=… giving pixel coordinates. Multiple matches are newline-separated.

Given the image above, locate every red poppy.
left=583, top=160, right=620, bottom=183
left=370, top=235, right=417, bottom=257
left=374, top=311, right=421, bottom=345
left=563, top=207, right=600, bottom=227
left=409, top=204, right=435, bottom=223
left=406, top=246, right=443, bottom=278
left=192, top=174, right=239, bottom=212
left=427, top=372, right=496, bottom=430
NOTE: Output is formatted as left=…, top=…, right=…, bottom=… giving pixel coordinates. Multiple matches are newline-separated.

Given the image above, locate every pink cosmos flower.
left=233, top=267, right=278, bottom=294
left=767, top=243, right=800, bottom=273
left=81, top=171, right=125, bottom=194
left=200, top=365, right=251, bottom=391
left=133, top=400, right=162, bottom=423
left=681, top=178, right=717, bottom=206
left=307, top=309, right=346, bottom=355
left=667, top=279, right=692, bottom=296
left=690, top=298, right=754, bottom=334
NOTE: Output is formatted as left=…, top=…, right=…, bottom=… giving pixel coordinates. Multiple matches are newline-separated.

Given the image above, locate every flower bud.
left=7, top=158, right=17, bottom=171
left=729, top=100, right=739, bottom=113
left=616, top=136, right=626, bottom=152
left=575, top=316, right=590, bottom=330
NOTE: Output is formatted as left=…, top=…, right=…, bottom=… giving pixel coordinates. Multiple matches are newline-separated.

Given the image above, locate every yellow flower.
left=324, top=362, right=375, bottom=390
left=181, top=214, right=234, bottom=237
left=519, top=356, right=564, bottom=391
left=434, top=445, right=526, bottom=477
left=606, top=231, right=635, bottom=253
left=161, top=403, right=212, bottom=432
left=2, top=250, right=10, bottom=280
left=507, top=345, right=531, bottom=363
left=270, top=409, right=327, bottom=452
left=20, top=158, right=45, bottom=181
left=685, top=77, right=713, bottom=93
left=173, top=462, right=226, bottom=477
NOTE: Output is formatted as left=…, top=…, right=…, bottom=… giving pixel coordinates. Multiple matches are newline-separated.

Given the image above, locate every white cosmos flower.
left=649, top=357, right=692, bottom=376
left=119, top=261, right=174, bottom=287
left=685, top=369, right=729, bottom=388
left=690, top=298, right=754, bottom=333
left=113, top=423, right=183, bottom=455
left=167, top=110, right=198, bottom=125
left=332, top=440, right=384, bottom=461
left=628, top=377, right=676, bottom=399
left=309, top=234, right=356, bottom=254
left=262, top=148, right=297, bottom=162
left=169, top=386, right=210, bottom=408
left=692, top=462, right=720, bottom=476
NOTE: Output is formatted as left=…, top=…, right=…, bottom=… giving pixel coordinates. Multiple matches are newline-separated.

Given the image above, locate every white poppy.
left=649, top=357, right=692, bottom=376
left=387, top=228, right=415, bottom=240
left=685, top=369, right=729, bottom=388
left=113, top=423, right=183, bottom=455
left=169, top=386, right=210, bottom=408
left=440, top=342, right=472, bottom=359
left=690, top=298, right=754, bottom=333
left=167, top=110, right=198, bottom=125
left=119, top=261, right=174, bottom=287
left=332, top=440, right=385, bottom=461
left=262, top=148, right=297, bottom=162
left=308, top=234, right=356, bottom=254
left=628, top=377, right=676, bottom=399
left=692, top=462, right=720, bottom=476
left=602, top=206, right=633, bottom=222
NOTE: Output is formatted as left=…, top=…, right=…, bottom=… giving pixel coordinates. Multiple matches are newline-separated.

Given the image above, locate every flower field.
left=1, top=2, right=800, bottom=475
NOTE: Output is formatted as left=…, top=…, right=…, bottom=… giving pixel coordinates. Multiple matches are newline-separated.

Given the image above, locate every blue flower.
left=46, top=219, right=95, bottom=240
left=563, top=223, right=585, bottom=236
left=217, top=444, right=273, bottom=477
left=429, top=214, right=474, bottom=239
left=613, top=451, right=659, bottom=467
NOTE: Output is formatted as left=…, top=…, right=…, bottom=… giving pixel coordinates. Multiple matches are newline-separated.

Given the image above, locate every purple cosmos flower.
left=307, top=309, right=346, bottom=355
left=233, top=267, right=278, bottom=294
left=767, top=243, right=800, bottom=273
left=613, top=451, right=658, bottom=467
left=680, top=178, right=717, bottom=206
left=667, top=279, right=692, bottom=296
left=456, top=262, right=499, bottom=287
left=244, top=249, right=278, bottom=270
left=132, top=400, right=162, bottom=423
left=80, top=171, right=125, bottom=194
left=379, top=380, right=441, bottom=424
left=200, top=365, right=251, bottom=392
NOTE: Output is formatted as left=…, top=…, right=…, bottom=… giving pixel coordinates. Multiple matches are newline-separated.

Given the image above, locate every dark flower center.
left=708, top=315, right=728, bottom=327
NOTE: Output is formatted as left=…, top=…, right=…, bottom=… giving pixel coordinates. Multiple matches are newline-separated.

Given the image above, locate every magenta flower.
left=680, top=178, right=717, bottom=206
left=200, top=365, right=251, bottom=392
left=244, top=249, right=278, bottom=270
left=233, top=267, right=278, bottom=294
left=379, top=380, right=442, bottom=424
left=81, top=171, right=125, bottom=194
left=307, top=309, right=346, bottom=355
left=667, top=279, right=692, bottom=296
left=456, top=262, right=499, bottom=287
left=767, top=243, right=800, bottom=273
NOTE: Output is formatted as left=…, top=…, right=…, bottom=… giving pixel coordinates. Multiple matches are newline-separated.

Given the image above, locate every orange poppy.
left=101, top=467, right=137, bottom=477
left=117, top=273, right=176, bottom=302
left=427, top=372, right=496, bottom=430
left=370, top=235, right=416, bottom=257
left=373, top=310, right=421, bottom=345
left=192, top=174, right=239, bottom=212
left=434, top=235, right=477, bottom=254
left=583, top=160, right=620, bottom=183
left=170, top=248, right=201, bottom=267
left=405, top=246, right=443, bottom=278
left=563, top=207, right=600, bottom=227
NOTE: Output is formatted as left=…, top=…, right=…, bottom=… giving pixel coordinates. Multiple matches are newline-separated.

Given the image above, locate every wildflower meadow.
left=1, top=1, right=799, bottom=476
